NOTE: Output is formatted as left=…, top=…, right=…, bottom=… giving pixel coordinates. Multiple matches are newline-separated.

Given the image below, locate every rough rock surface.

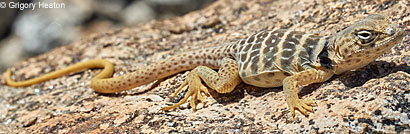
left=0, top=0, right=409, bottom=133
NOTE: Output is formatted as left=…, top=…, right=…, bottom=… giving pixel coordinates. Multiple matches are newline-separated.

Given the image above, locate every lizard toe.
left=302, top=98, right=316, bottom=106
left=162, top=71, right=210, bottom=111
left=287, top=97, right=314, bottom=116
left=296, top=105, right=307, bottom=115
left=171, top=80, right=188, bottom=97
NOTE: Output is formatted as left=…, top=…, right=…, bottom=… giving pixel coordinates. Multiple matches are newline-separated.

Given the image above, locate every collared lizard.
left=5, top=14, right=405, bottom=116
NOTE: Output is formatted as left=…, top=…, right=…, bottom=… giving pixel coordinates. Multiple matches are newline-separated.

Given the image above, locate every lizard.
left=5, top=14, right=405, bottom=116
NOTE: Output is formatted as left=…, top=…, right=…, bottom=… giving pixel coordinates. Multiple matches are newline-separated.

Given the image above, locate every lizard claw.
left=171, top=80, right=188, bottom=97
left=287, top=97, right=315, bottom=116
left=161, top=72, right=209, bottom=111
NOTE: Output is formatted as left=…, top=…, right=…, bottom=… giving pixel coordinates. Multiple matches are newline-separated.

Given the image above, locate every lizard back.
left=232, top=29, right=329, bottom=87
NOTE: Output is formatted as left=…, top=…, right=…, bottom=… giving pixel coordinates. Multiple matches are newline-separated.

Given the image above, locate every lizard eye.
left=356, top=30, right=376, bottom=44
left=356, top=31, right=372, bottom=40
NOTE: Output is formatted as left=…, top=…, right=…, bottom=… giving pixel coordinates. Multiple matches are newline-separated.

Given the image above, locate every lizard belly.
left=240, top=71, right=288, bottom=88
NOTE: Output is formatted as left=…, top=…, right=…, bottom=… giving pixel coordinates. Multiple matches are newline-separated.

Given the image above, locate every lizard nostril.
left=386, top=27, right=395, bottom=35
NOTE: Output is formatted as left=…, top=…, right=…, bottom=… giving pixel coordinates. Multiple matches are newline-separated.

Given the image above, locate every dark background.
left=0, top=0, right=215, bottom=72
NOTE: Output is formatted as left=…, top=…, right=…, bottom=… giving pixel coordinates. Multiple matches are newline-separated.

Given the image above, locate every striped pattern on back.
left=230, top=29, right=329, bottom=87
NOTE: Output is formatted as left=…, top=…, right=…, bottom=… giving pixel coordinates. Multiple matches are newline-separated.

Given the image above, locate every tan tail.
left=6, top=59, right=114, bottom=88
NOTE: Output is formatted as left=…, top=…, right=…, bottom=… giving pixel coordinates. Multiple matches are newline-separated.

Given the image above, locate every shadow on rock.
left=210, top=83, right=284, bottom=105
left=338, top=61, right=409, bottom=89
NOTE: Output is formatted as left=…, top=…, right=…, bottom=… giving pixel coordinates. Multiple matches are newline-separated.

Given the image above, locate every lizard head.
left=329, top=14, right=404, bottom=74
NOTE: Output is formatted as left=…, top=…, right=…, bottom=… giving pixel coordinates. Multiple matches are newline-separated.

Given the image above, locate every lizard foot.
left=287, top=97, right=315, bottom=116
left=161, top=72, right=210, bottom=111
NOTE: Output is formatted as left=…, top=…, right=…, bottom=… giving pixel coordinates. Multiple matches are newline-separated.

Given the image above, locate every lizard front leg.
left=283, top=68, right=333, bottom=116
left=161, top=58, right=242, bottom=111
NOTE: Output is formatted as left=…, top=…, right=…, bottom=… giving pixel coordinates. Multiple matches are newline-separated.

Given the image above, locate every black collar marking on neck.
left=318, top=39, right=334, bottom=70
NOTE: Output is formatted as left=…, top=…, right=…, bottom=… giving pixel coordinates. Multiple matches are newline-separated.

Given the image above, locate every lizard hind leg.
left=160, top=71, right=210, bottom=111
left=161, top=58, right=242, bottom=111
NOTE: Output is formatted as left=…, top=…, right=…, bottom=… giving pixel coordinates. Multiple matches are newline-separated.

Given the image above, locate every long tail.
left=6, top=46, right=231, bottom=93
left=6, top=59, right=114, bottom=88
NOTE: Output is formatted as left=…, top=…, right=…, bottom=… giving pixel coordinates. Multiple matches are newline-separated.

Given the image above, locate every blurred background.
left=0, top=0, right=215, bottom=72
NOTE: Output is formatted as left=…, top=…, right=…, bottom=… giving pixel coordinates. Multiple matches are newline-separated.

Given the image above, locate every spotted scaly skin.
left=6, top=14, right=404, bottom=116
